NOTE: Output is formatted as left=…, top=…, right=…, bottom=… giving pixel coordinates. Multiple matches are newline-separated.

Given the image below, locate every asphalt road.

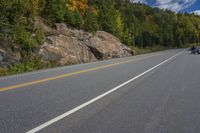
left=1, top=49, right=200, bottom=133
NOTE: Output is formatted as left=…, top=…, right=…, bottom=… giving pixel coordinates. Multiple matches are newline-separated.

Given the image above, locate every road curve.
left=1, top=49, right=200, bottom=133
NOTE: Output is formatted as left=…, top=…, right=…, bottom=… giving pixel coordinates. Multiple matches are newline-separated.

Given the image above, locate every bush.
left=35, top=29, right=45, bottom=44
left=0, top=58, right=46, bottom=76
left=9, top=60, right=41, bottom=73
left=65, top=10, right=84, bottom=28
left=84, top=10, right=98, bottom=32
left=12, top=26, right=37, bottom=50
left=42, top=0, right=67, bottom=24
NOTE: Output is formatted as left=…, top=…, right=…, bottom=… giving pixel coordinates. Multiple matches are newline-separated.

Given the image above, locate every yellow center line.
left=0, top=53, right=161, bottom=92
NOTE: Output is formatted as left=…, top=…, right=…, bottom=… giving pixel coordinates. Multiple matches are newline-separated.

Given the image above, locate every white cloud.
left=192, top=10, right=200, bottom=15
left=129, top=0, right=147, bottom=4
left=155, top=0, right=196, bottom=12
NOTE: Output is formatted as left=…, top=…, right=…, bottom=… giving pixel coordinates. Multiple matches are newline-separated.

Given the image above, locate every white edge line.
left=26, top=51, right=183, bottom=133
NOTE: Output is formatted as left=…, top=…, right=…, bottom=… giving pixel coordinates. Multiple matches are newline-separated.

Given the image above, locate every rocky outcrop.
left=39, top=23, right=133, bottom=66
left=0, top=21, right=133, bottom=68
left=0, top=37, right=21, bottom=68
left=0, top=48, right=21, bottom=68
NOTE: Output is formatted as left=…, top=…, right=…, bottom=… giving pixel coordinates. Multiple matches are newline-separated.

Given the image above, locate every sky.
left=130, top=0, right=200, bottom=15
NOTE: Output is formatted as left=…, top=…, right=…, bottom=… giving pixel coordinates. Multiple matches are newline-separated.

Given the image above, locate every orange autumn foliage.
left=67, top=0, right=88, bottom=12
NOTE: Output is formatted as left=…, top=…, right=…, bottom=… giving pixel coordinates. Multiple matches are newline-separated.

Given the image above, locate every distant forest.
left=1, top=0, right=200, bottom=50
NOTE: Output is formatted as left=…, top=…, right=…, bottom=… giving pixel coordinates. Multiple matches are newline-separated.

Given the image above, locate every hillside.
left=0, top=0, right=200, bottom=76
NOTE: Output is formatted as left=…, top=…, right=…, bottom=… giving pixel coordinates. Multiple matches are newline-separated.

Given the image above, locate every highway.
left=1, top=49, right=200, bottom=133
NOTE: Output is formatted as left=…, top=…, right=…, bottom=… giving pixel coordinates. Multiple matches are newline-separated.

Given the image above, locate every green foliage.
left=0, top=0, right=27, bottom=24
left=65, top=10, right=84, bottom=28
left=97, top=0, right=123, bottom=38
left=0, top=58, right=46, bottom=76
left=42, top=0, right=67, bottom=23
left=2, top=0, right=200, bottom=49
left=84, top=10, right=98, bottom=31
left=10, top=60, right=42, bottom=74
left=1, top=0, right=200, bottom=77
left=0, top=0, right=45, bottom=51
left=121, top=28, right=132, bottom=46
left=35, top=29, right=45, bottom=44
left=26, top=0, right=46, bottom=17
left=12, top=26, right=37, bottom=50
left=3, top=0, right=200, bottom=47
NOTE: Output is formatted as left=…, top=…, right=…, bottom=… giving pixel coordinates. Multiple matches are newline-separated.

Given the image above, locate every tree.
left=84, top=9, right=98, bottom=31
left=67, top=0, right=88, bottom=12
left=42, top=0, right=67, bottom=23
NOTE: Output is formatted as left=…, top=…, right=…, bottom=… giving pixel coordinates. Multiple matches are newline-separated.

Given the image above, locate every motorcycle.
left=190, top=47, right=200, bottom=54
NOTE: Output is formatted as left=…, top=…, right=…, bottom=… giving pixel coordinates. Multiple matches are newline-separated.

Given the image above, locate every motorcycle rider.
left=190, top=45, right=197, bottom=54
left=190, top=45, right=196, bottom=51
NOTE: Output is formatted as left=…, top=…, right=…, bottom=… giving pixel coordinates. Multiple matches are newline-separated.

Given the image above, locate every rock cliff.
left=0, top=21, right=133, bottom=68
left=39, top=23, right=133, bottom=66
left=0, top=37, right=21, bottom=68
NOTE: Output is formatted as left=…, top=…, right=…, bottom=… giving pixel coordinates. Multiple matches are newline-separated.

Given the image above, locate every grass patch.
left=133, top=45, right=167, bottom=55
